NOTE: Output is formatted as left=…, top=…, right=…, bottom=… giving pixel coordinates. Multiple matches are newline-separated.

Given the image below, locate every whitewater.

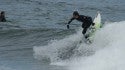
left=0, top=0, right=125, bottom=70
left=34, top=21, right=125, bottom=70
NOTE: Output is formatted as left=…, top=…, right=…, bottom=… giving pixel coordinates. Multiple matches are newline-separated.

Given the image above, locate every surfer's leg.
left=82, top=27, right=89, bottom=39
left=82, top=24, right=86, bottom=35
left=82, top=27, right=87, bottom=35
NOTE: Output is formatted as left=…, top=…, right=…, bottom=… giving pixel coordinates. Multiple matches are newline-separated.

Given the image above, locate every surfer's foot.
left=87, top=39, right=92, bottom=44
left=84, top=34, right=89, bottom=39
left=85, top=38, right=92, bottom=44
left=84, top=34, right=92, bottom=44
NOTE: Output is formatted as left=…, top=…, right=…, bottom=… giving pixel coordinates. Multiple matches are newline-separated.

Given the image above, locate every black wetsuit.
left=68, top=15, right=94, bottom=35
left=0, top=15, right=6, bottom=22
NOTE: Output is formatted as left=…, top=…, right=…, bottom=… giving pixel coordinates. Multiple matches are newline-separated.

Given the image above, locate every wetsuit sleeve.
left=68, top=17, right=75, bottom=24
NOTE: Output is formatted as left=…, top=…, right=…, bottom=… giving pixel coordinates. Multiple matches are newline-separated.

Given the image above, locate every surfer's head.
left=73, top=11, right=79, bottom=18
left=0, top=11, right=5, bottom=16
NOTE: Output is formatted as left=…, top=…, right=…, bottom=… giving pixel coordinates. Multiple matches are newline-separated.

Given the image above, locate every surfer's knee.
left=82, top=27, right=88, bottom=34
left=82, top=30, right=86, bottom=35
left=92, top=23, right=95, bottom=26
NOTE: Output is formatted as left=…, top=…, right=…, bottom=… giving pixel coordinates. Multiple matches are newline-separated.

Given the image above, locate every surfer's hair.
left=73, top=11, right=79, bottom=16
left=1, top=11, right=5, bottom=15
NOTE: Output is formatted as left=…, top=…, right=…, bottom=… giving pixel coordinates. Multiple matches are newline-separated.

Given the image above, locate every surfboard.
left=86, top=12, right=102, bottom=43
left=93, top=11, right=101, bottom=29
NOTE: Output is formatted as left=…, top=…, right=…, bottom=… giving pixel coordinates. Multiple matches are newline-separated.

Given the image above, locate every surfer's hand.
left=67, top=24, right=69, bottom=29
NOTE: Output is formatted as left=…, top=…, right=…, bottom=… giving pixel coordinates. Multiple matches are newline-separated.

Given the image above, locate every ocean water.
left=0, top=0, right=125, bottom=70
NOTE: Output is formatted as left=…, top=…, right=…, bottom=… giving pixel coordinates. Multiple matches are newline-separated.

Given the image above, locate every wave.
left=33, top=25, right=102, bottom=62
left=33, top=28, right=83, bottom=62
left=0, top=22, right=21, bottom=30
left=33, top=21, right=125, bottom=70
left=0, top=66, right=16, bottom=70
left=67, top=21, right=125, bottom=70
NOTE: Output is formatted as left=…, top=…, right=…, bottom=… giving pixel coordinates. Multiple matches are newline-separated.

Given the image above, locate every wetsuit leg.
left=83, top=26, right=91, bottom=39
left=82, top=22, right=90, bottom=35
left=82, top=27, right=88, bottom=35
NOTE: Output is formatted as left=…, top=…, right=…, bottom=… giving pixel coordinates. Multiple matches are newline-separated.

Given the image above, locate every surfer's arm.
left=67, top=18, right=75, bottom=29
left=68, top=17, right=75, bottom=24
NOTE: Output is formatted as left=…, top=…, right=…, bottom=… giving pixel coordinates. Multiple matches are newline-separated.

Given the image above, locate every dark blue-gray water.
left=0, top=0, right=125, bottom=70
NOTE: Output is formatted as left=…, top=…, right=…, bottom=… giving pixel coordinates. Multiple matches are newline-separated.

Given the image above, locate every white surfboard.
left=86, top=12, right=102, bottom=43
left=93, top=11, right=101, bottom=30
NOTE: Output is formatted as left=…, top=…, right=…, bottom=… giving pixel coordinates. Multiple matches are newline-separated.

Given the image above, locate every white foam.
left=68, top=21, right=125, bottom=70
left=34, top=21, right=125, bottom=70
left=33, top=28, right=84, bottom=62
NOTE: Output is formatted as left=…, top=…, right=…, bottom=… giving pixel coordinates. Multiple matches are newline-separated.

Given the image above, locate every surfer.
left=67, top=11, right=94, bottom=39
left=0, top=11, right=6, bottom=22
